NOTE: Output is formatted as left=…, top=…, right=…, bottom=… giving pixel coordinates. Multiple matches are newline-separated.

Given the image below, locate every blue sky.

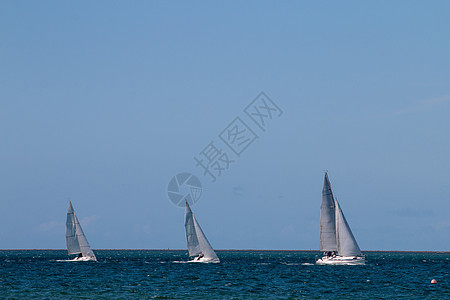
left=1, top=1, right=449, bottom=251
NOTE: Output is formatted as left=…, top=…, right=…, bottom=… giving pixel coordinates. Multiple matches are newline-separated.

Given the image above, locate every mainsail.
left=184, top=201, right=219, bottom=261
left=320, top=173, right=338, bottom=252
left=65, top=201, right=96, bottom=260
left=335, top=199, right=361, bottom=256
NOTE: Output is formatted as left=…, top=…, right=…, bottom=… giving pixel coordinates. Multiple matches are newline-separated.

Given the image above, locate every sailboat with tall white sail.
left=185, top=201, right=220, bottom=263
left=64, top=201, right=97, bottom=262
left=316, top=173, right=365, bottom=265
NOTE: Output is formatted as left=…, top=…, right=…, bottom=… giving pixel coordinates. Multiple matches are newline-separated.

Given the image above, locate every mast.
left=320, top=172, right=338, bottom=252
left=66, top=202, right=81, bottom=255
left=185, top=202, right=202, bottom=257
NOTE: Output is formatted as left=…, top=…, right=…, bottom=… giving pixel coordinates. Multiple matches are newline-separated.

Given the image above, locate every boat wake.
left=172, top=261, right=190, bottom=264
left=56, top=257, right=96, bottom=262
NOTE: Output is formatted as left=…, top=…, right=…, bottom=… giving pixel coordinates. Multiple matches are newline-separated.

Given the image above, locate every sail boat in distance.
left=316, top=172, right=365, bottom=265
left=64, top=201, right=97, bottom=261
left=184, top=201, right=220, bottom=263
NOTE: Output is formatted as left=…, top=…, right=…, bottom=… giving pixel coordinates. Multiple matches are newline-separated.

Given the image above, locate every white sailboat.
left=316, top=173, right=365, bottom=265
left=64, top=201, right=97, bottom=262
left=184, top=201, right=220, bottom=263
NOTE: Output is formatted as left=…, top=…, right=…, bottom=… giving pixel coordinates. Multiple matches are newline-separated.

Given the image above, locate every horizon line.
left=1, top=249, right=449, bottom=253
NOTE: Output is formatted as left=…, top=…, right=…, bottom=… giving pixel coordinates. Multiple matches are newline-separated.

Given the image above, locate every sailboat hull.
left=57, top=256, right=97, bottom=262
left=188, top=257, right=220, bottom=263
left=316, top=255, right=365, bottom=265
left=72, top=256, right=97, bottom=262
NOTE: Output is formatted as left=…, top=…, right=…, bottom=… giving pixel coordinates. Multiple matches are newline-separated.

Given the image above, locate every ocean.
left=0, top=250, right=448, bottom=299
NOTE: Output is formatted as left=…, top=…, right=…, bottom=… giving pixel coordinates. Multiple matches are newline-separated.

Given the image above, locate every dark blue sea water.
left=0, top=250, right=448, bottom=299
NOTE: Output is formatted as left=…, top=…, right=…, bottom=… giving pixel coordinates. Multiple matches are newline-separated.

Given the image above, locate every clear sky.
left=1, top=1, right=449, bottom=251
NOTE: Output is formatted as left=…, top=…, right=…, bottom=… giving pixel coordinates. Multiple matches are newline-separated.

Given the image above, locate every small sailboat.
left=184, top=201, right=220, bottom=263
left=316, top=173, right=365, bottom=265
left=64, top=201, right=97, bottom=261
